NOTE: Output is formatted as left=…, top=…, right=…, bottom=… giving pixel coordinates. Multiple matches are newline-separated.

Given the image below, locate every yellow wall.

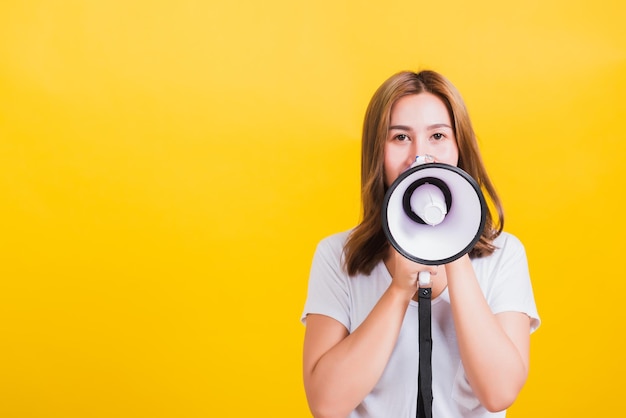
left=1, top=0, right=624, bottom=416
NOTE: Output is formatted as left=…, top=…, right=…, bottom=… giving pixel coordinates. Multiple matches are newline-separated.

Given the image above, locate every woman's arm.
left=303, top=250, right=433, bottom=418
left=303, top=286, right=410, bottom=418
left=446, top=254, right=531, bottom=412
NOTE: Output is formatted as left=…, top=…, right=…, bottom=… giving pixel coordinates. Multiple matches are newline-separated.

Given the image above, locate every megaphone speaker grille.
left=382, top=163, right=487, bottom=265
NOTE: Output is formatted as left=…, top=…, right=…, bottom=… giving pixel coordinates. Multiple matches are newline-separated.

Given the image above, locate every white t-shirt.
left=301, top=230, right=540, bottom=418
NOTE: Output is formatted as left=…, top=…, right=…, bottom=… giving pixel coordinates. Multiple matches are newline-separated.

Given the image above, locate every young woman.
left=301, top=70, right=540, bottom=418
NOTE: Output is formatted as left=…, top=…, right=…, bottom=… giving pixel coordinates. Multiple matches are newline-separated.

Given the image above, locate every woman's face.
left=383, top=93, right=459, bottom=187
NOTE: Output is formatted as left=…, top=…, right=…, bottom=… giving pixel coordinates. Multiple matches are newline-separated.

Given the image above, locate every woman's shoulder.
left=492, top=230, right=525, bottom=252
left=476, top=230, right=528, bottom=268
left=315, top=229, right=353, bottom=253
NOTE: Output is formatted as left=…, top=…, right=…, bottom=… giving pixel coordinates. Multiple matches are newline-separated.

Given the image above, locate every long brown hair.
left=344, top=70, right=504, bottom=276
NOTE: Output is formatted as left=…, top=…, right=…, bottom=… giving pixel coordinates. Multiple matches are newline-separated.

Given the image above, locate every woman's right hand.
left=387, top=247, right=437, bottom=296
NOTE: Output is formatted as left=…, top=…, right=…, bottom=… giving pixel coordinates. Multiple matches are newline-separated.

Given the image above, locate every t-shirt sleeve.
left=300, top=235, right=351, bottom=331
left=487, top=233, right=541, bottom=333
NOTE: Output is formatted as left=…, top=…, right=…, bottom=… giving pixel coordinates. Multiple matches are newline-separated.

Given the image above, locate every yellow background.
left=1, top=0, right=624, bottom=416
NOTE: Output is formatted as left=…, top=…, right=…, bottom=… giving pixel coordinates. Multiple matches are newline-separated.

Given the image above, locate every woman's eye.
left=432, top=133, right=444, bottom=140
left=395, top=134, right=410, bottom=141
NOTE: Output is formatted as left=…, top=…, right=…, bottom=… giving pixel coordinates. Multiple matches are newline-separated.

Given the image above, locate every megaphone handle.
left=418, top=271, right=432, bottom=287
left=417, top=286, right=433, bottom=418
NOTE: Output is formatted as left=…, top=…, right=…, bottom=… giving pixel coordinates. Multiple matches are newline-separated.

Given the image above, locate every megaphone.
left=383, top=157, right=487, bottom=418
left=382, top=158, right=487, bottom=283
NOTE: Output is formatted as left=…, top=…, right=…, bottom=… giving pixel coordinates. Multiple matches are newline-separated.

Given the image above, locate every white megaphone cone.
left=381, top=156, right=487, bottom=286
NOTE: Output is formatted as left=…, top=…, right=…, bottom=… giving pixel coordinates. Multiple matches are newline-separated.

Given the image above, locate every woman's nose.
left=413, top=144, right=428, bottom=161
left=414, top=140, right=438, bottom=163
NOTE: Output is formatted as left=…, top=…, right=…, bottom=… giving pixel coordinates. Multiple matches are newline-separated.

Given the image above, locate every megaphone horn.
left=382, top=162, right=487, bottom=267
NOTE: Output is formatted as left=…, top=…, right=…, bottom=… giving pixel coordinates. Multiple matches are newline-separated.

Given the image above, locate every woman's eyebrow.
left=427, top=123, right=453, bottom=130
left=389, top=123, right=452, bottom=131
left=388, top=125, right=412, bottom=131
